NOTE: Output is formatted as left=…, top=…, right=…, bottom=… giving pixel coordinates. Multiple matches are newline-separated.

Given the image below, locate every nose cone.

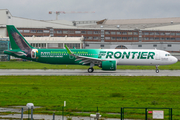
left=172, top=56, right=178, bottom=64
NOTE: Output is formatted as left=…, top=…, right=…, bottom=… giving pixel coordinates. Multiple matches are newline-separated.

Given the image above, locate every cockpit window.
left=165, top=54, right=171, bottom=56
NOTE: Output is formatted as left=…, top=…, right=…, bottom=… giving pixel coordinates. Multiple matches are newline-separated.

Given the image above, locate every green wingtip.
left=65, top=45, right=72, bottom=54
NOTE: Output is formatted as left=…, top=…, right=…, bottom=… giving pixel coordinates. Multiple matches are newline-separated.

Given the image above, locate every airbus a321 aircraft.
left=3, top=25, right=178, bottom=73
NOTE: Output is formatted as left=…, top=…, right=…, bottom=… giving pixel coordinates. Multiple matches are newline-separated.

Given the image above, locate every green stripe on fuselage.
left=37, top=49, right=100, bottom=64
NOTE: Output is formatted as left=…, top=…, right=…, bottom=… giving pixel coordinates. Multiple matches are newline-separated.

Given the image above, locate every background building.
left=1, top=9, right=180, bottom=60
left=0, top=38, right=10, bottom=61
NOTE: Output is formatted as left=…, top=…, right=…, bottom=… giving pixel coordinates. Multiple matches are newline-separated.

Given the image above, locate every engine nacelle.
left=101, top=60, right=117, bottom=70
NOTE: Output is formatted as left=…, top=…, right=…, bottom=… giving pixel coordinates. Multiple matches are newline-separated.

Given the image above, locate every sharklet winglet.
left=65, top=45, right=75, bottom=56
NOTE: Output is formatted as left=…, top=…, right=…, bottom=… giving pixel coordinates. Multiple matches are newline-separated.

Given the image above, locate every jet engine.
left=99, top=60, right=117, bottom=70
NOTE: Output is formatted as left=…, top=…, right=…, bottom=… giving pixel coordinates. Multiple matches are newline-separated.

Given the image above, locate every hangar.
left=1, top=9, right=180, bottom=60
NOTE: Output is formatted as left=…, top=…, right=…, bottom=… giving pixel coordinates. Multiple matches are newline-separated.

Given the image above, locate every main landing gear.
left=88, top=63, right=94, bottom=73
left=88, top=68, right=94, bottom=73
left=155, top=65, right=159, bottom=73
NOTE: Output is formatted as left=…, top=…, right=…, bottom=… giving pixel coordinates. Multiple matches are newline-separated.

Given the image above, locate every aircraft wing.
left=65, top=45, right=106, bottom=65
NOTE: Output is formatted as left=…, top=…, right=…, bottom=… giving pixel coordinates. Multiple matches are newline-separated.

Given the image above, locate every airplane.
left=3, top=25, right=178, bottom=73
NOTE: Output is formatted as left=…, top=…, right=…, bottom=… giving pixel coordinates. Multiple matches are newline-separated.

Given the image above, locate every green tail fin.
left=6, top=25, right=33, bottom=57
left=6, top=25, right=33, bottom=50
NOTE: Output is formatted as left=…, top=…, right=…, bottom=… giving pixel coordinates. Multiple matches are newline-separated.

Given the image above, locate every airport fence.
left=18, top=106, right=173, bottom=120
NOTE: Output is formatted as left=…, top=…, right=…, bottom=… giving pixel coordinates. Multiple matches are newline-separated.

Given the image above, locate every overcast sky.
left=1, top=0, right=180, bottom=21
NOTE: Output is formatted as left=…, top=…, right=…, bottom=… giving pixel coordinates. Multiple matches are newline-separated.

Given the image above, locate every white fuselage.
left=99, top=49, right=178, bottom=66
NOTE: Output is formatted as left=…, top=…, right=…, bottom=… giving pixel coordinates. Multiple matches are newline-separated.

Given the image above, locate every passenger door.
left=155, top=51, right=160, bottom=60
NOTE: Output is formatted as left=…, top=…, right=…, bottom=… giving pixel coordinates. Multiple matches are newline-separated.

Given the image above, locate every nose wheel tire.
left=155, top=65, right=159, bottom=73
left=88, top=68, right=94, bottom=73
left=156, top=69, right=159, bottom=73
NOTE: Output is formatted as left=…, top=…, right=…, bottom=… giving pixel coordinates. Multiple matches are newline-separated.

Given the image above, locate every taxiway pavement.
left=0, top=69, right=180, bottom=76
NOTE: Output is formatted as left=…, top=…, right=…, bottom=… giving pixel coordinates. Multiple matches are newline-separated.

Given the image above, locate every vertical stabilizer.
left=6, top=25, right=33, bottom=57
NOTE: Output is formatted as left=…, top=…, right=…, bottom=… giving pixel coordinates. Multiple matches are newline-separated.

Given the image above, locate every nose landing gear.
left=155, top=65, right=159, bottom=73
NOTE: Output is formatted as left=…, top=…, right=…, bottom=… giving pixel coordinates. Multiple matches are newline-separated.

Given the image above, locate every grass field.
left=0, top=76, right=180, bottom=119
left=0, top=61, right=180, bottom=70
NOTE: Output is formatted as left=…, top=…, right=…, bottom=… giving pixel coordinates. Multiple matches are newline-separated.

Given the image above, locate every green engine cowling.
left=101, top=60, right=117, bottom=70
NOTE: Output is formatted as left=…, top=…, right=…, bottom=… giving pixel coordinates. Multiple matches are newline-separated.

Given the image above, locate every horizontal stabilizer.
left=3, top=50, right=27, bottom=56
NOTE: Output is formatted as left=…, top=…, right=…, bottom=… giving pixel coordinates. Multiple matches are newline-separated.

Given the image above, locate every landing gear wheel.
left=156, top=69, right=159, bottom=73
left=88, top=68, right=94, bottom=73
left=155, top=65, right=159, bottom=73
